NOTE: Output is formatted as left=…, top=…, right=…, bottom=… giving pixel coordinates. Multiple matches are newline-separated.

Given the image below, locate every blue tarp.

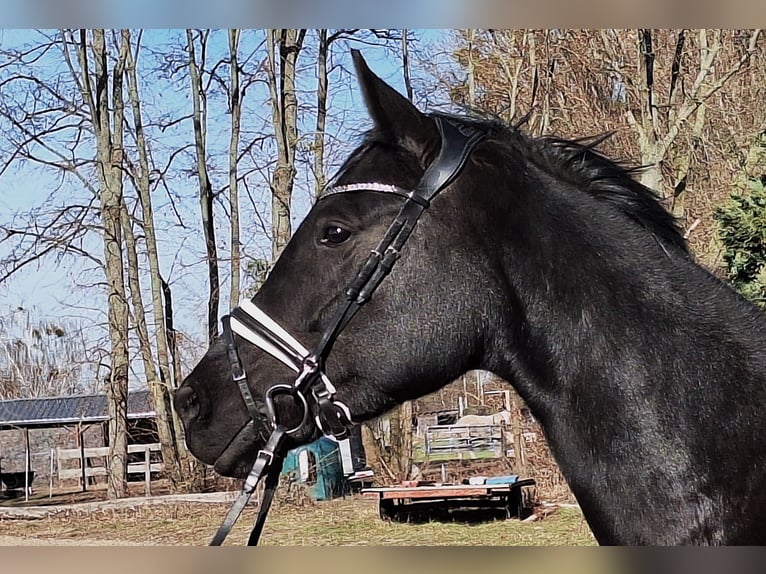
left=485, top=475, right=519, bottom=485
left=281, top=437, right=346, bottom=501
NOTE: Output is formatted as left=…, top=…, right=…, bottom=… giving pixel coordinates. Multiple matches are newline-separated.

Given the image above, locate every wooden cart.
left=363, top=478, right=536, bottom=522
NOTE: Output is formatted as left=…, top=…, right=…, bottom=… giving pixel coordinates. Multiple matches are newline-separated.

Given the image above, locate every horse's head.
left=174, top=51, right=499, bottom=478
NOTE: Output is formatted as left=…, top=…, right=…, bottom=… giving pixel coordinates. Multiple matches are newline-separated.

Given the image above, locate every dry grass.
left=0, top=495, right=595, bottom=546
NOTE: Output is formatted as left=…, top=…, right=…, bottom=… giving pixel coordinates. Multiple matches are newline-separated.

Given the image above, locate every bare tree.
left=384, top=33, right=416, bottom=482
left=463, top=29, right=476, bottom=108
left=265, top=29, right=306, bottom=261
left=0, top=308, right=95, bottom=399
left=310, top=29, right=362, bottom=196
left=73, top=28, right=130, bottom=499
left=0, top=29, right=276, bottom=493
left=617, top=30, right=762, bottom=200
left=228, top=29, right=243, bottom=307
left=313, top=29, right=329, bottom=196
left=446, top=29, right=765, bottom=264
left=186, top=29, right=220, bottom=344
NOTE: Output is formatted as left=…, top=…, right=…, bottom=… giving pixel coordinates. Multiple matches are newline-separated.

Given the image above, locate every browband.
left=319, top=115, right=484, bottom=205
left=319, top=182, right=410, bottom=200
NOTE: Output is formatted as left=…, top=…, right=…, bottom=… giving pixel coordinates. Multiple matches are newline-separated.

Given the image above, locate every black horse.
left=174, top=51, right=766, bottom=545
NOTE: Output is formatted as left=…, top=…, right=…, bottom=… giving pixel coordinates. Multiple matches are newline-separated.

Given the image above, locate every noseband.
left=209, top=116, right=484, bottom=545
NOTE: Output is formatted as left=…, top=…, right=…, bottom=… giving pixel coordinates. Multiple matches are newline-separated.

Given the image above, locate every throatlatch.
left=209, top=115, right=484, bottom=546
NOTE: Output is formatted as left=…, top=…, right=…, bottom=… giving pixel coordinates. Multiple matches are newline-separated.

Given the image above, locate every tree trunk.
left=487, top=30, right=528, bottom=123
left=120, top=199, right=185, bottom=489
left=160, top=275, right=204, bottom=489
left=80, top=28, right=129, bottom=499
left=314, top=29, right=328, bottom=196
left=670, top=104, right=706, bottom=220
left=627, top=29, right=762, bottom=199
left=186, top=29, right=220, bottom=344
left=229, top=29, right=242, bottom=307
left=123, top=29, right=193, bottom=490
left=630, top=29, right=666, bottom=195
left=266, top=29, right=305, bottom=261
left=386, top=39, right=416, bottom=483
left=124, top=30, right=174, bottom=390
left=119, top=200, right=154, bottom=382
left=402, top=29, right=414, bottom=103
left=312, top=29, right=359, bottom=195
left=387, top=402, right=413, bottom=481
left=465, top=29, right=476, bottom=108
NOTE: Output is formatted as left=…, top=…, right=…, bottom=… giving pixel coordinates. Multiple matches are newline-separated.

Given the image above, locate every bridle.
left=208, top=115, right=484, bottom=546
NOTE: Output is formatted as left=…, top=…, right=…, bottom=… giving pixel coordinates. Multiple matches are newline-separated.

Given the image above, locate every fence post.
left=512, top=418, right=526, bottom=477
left=24, top=428, right=30, bottom=501
left=500, top=426, right=507, bottom=460
left=144, top=446, right=151, bottom=496
left=49, top=448, right=54, bottom=498
left=78, top=423, right=87, bottom=492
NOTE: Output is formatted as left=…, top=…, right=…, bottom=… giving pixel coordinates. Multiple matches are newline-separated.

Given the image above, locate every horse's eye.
left=321, top=225, right=351, bottom=245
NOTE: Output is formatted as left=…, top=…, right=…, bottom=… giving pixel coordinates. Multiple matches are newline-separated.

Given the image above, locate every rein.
left=209, top=116, right=484, bottom=546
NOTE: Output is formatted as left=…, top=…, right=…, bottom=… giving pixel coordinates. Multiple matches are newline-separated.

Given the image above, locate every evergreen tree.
left=715, top=178, right=766, bottom=308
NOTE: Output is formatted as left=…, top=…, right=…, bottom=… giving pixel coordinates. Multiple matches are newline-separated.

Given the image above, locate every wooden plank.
left=83, top=447, right=109, bottom=458
left=364, top=484, right=518, bottom=500
left=58, top=445, right=159, bottom=458
left=363, top=483, right=518, bottom=493
left=60, top=463, right=164, bottom=479
left=127, top=463, right=163, bottom=474
left=127, top=443, right=161, bottom=453
left=59, top=467, right=108, bottom=480
left=56, top=448, right=80, bottom=459
left=378, top=488, right=502, bottom=500
left=24, top=428, right=30, bottom=500
left=57, top=447, right=109, bottom=459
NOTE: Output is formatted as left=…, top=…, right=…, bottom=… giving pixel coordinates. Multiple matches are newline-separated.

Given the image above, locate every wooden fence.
left=424, top=424, right=510, bottom=460
left=55, top=443, right=163, bottom=495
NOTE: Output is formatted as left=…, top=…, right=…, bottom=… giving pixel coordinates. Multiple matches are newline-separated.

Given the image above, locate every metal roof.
left=0, top=391, right=156, bottom=428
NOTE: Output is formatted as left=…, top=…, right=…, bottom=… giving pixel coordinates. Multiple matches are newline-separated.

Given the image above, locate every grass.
left=0, top=495, right=596, bottom=546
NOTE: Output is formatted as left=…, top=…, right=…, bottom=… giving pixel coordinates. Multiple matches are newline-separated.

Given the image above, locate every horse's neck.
left=484, top=239, right=766, bottom=543
left=464, top=157, right=766, bottom=543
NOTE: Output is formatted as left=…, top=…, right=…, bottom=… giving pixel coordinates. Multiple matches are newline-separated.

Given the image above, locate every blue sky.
left=0, top=28, right=461, bottom=383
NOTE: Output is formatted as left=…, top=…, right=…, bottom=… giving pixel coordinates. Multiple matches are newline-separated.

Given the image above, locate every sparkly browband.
left=318, top=182, right=410, bottom=200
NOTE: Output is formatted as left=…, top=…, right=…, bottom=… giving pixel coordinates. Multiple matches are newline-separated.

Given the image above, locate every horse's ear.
left=351, top=49, right=438, bottom=161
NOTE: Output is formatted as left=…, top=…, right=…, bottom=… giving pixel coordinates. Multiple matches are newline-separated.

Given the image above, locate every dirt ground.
left=0, top=483, right=242, bottom=546
left=0, top=534, right=143, bottom=545
left=1, top=488, right=592, bottom=546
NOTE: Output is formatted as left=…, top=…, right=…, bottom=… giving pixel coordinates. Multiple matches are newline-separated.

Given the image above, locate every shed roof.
left=0, top=391, right=155, bottom=428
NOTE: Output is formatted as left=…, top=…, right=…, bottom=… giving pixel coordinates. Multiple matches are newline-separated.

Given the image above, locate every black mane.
left=439, top=114, right=689, bottom=254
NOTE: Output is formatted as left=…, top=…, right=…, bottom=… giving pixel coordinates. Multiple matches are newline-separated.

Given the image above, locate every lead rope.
left=209, top=426, right=288, bottom=546
left=211, top=316, right=317, bottom=546
left=210, top=316, right=303, bottom=547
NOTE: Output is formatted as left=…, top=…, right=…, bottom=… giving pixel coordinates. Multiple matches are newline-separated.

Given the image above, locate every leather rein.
left=209, top=116, right=484, bottom=546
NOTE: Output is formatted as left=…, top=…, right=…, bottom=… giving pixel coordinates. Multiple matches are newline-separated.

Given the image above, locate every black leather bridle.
left=209, top=116, right=484, bottom=546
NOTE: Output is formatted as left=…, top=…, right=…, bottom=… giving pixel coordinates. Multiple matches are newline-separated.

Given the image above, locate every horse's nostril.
left=175, top=385, right=200, bottom=421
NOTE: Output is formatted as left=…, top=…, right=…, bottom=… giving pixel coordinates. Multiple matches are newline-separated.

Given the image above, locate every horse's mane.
left=442, top=114, right=689, bottom=254
left=336, top=112, right=688, bottom=254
